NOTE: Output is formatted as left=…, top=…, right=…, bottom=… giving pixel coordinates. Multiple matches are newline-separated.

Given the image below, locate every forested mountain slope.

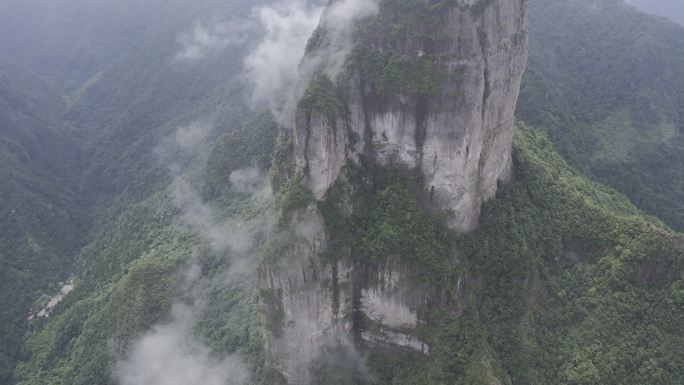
left=519, top=0, right=684, bottom=231
left=12, top=114, right=684, bottom=385
left=0, top=0, right=262, bottom=381
left=13, top=111, right=278, bottom=385
left=263, top=120, right=684, bottom=384
left=0, top=0, right=260, bottom=207
left=1, top=0, right=683, bottom=384
left=0, top=60, right=85, bottom=384
left=253, top=0, right=684, bottom=382
left=0, top=0, right=261, bottom=91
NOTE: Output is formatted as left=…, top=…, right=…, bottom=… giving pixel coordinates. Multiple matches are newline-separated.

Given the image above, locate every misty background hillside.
left=0, top=0, right=682, bottom=384
left=627, top=0, right=684, bottom=25
left=519, top=0, right=684, bottom=231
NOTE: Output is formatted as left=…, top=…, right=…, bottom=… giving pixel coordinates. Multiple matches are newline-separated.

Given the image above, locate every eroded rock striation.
left=295, top=0, right=528, bottom=232
left=262, top=1, right=528, bottom=383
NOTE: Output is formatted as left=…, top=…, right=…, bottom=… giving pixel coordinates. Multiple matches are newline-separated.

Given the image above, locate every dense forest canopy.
left=520, top=0, right=684, bottom=231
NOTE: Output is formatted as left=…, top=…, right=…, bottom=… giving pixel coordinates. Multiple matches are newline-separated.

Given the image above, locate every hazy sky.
left=626, top=0, right=684, bottom=26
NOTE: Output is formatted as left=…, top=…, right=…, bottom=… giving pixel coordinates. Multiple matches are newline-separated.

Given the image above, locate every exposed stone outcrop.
left=295, top=0, right=528, bottom=233
left=260, top=204, right=433, bottom=383
left=261, top=204, right=353, bottom=384
left=262, top=1, right=528, bottom=383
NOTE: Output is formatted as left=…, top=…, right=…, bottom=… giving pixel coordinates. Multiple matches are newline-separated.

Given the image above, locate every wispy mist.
left=172, top=179, right=263, bottom=253
left=120, top=0, right=382, bottom=381
left=299, top=0, right=379, bottom=82
left=176, top=21, right=252, bottom=61
left=116, top=305, right=249, bottom=385
left=245, top=0, right=378, bottom=125
left=229, top=167, right=268, bottom=195
left=244, top=0, right=325, bottom=108
left=117, top=119, right=273, bottom=385
left=154, top=120, right=214, bottom=177
left=316, top=0, right=379, bottom=74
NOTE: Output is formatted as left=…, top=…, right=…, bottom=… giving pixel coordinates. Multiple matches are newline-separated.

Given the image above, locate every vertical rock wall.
left=296, top=0, right=528, bottom=232
left=263, top=1, right=528, bottom=383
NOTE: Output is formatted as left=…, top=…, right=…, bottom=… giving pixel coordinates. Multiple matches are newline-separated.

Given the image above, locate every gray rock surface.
left=295, top=0, right=528, bottom=232
left=260, top=204, right=350, bottom=384
left=264, top=1, right=528, bottom=382
left=261, top=205, right=432, bottom=383
left=261, top=202, right=467, bottom=383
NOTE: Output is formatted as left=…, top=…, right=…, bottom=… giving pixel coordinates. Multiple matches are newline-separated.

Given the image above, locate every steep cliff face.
left=261, top=204, right=352, bottom=384
left=262, top=1, right=528, bottom=383
left=261, top=200, right=438, bottom=384
left=295, top=0, right=528, bottom=232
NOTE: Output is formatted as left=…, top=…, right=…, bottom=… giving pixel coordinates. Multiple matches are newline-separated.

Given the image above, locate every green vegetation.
left=345, top=0, right=457, bottom=98
left=270, top=134, right=297, bottom=194
left=300, top=75, right=345, bottom=123
left=3, top=0, right=684, bottom=384
left=0, top=1, right=264, bottom=381
left=313, top=123, right=683, bottom=384
left=207, top=112, right=279, bottom=198
left=457, top=124, right=682, bottom=384
left=353, top=0, right=492, bottom=43
left=306, top=0, right=495, bottom=113
left=12, top=107, right=279, bottom=384
left=319, top=166, right=456, bottom=274
left=0, top=60, right=86, bottom=384
left=519, top=0, right=684, bottom=231
left=12, top=191, right=271, bottom=385
left=275, top=179, right=313, bottom=221
left=0, top=27, right=279, bottom=381
left=351, top=51, right=443, bottom=97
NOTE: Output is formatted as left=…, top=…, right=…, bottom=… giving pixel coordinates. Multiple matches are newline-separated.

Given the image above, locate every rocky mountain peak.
left=294, top=0, right=528, bottom=232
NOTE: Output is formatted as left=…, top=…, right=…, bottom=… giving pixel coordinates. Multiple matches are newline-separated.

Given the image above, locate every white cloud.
left=244, top=0, right=324, bottom=106
left=174, top=121, right=213, bottom=151
left=153, top=120, right=214, bottom=176
left=176, top=21, right=250, bottom=61
left=325, top=0, right=379, bottom=31
left=172, top=179, right=261, bottom=254
left=230, top=167, right=267, bottom=194
left=119, top=121, right=274, bottom=385
left=244, top=0, right=379, bottom=125
left=116, top=305, right=249, bottom=385
left=307, top=0, right=379, bottom=78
